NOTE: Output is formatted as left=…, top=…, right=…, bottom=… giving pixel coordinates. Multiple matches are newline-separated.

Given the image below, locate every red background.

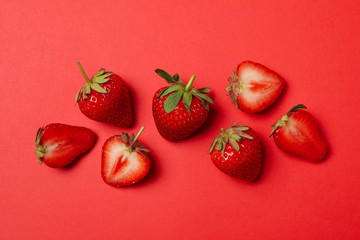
left=1, top=0, right=360, bottom=239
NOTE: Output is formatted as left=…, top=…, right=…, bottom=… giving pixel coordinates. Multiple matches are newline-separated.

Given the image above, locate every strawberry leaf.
left=231, top=134, right=241, bottom=142
left=35, top=127, right=43, bottom=145
left=193, top=92, right=214, bottom=105
left=229, top=137, right=240, bottom=152
left=129, top=133, right=135, bottom=142
left=94, top=68, right=105, bottom=77
left=155, top=69, right=177, bottom=84
left=226, top=72, right=239, bottom=109
left=208, top=138, right=218, bottom=154
left=157, top=85, right=183, bottom=98
left=164, top=90, right=184, bottom=113
left=209, top=123, right=253, bottom=156
left=90, top=83, right=107, bottom=93
left=85, top=85, right=91, bottom=94
left=237, top=131, right=253, bottom=139
left=75, top=88, right=82, bottom=103
left=173, top=73, right=184, bottom=84
left=95, top=72, right=113, bottom=84
left=216, top=138, right=223, bottom=151
left=198, top=88, right=211, bottom=93
left=287, top=104, right=307, bottom=115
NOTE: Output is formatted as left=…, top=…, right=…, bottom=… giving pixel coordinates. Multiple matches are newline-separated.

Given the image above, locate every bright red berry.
left=76, top=61, right=133, bottom=128
left=270, top=104, right=328, bottom=162
left=208, top=123, right=262, bottom=182
left=152, top=69, right=214, bottom=141
left=35, top=123, right=96, bottom=168
left=225, top=61, right=285, bottom=113
left=101, top=127, right=150, bottom=187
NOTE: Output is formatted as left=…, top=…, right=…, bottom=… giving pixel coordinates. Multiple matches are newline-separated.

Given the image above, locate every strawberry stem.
left=130, top=126, right=145, bottom=149
left=185, top=75, right=196, bottom=92
left=221, top=128, right=228, bottom=137
left=76, top=60, right=92, bottom=85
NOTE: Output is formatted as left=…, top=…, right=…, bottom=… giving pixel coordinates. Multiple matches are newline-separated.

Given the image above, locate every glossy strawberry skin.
left=78, top=74, right=133, bottom=128
left=101, top=136, right=150, bottom=187
left=36, top=123, right=96, bottom=168
left=210, top=128, right=262, bottom=182
left=152, top=87, right=209, bottom=141
left=272, top=110, right=328, bottom=162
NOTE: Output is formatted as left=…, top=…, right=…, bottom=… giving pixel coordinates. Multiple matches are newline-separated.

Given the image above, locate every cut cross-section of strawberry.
left=226, top=61, right=285, bottom=113
left=270, top=104, right=328, bottom=161
left=35, top=123, right=96, bottom=168
left=101, top=127, right=150, bottom=187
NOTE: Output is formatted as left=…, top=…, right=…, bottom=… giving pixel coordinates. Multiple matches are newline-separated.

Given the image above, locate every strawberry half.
left=208, top=122, right=262, bottom=182
left=35, top=123, right=96, bottom=168
left=76, top=61, right=133, bottom=128
left=152, top=69, right=214, bottom=141
left=270, top=104, right=328, bottom=162
left=101, top=127, right=150, bottom=187
left=225, top=61, right=285, bottom=113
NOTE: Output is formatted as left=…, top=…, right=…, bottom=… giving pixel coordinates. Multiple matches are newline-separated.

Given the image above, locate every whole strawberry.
left=152, top=69, right=214, bottom=141
left=225, top=61, right=284, bottom=113
left=208, top=122, right=262, bottom=182
left=101, top=127, right=150, bottom=187
left=75, top=61, right=133, bottom=127
left=35, top=123, right=96, bottom=168
left=270, top=104, right=328, bottom=162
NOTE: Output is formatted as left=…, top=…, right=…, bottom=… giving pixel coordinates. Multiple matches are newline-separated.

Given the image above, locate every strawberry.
left=35, top=123, right=96, bottom=168
left=270, top=104, right=328, bottom=162
left=152, top=69, right=214, bottom=141
left=101, top=127, right=150, bottom=187
left=208, top=122, right=262, bottom=182
left=75, top=61, right=133, bottom=127
left=225, top=61, right=285, bottom=113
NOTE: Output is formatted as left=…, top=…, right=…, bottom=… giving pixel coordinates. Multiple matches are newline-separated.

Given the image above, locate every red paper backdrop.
left=1, top=0, right=360, bottom=239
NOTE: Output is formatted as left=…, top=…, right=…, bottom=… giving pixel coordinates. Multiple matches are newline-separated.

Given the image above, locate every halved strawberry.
left=225, top=61, right=285, bottom=113
left=35, top=123, right=96, bottom=168
left=101, top=127, right=150, bottom=187
left=270, top=104, right=328, bottom=162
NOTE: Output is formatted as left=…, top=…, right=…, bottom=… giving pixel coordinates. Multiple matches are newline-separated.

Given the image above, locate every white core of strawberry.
left=239, top=69, right=272, bottom=101
left=44, top=143, right=59, bottom=156
left=103, top=140, right=141, bottom=182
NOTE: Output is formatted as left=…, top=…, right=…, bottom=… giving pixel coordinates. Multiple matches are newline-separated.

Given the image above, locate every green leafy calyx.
left=35, top=126, right=45, bottom=165
left=75, top=61, right=114, bottom=103
left=117, top=127, right=150, bottom=155
left=208, top=122, right=253, bottom=156
left=225, top=71, right=241, bottom=109
left=155, top=69, right=214, bottom=114
left=269, top=104, right=307, bottom=137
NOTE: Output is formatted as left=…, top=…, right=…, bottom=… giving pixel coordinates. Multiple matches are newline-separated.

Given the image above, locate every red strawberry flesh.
left=101, top=128, right=150, bottom=187
left=227, top=61, right=284, bottom=113
left=36, top=123, right=96, bottom=168
left=272, top=109, right=328, bottom=161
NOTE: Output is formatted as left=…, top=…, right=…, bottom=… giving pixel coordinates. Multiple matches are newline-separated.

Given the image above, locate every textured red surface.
left=1, top=1, right=360, bottom=239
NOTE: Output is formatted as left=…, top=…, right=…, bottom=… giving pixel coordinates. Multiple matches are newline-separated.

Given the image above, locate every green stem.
left=221, top=128, right=228, bottom=137
left=76, top=60, right=92, bottom=84
left=185, top=75, right=196, bottom=92
left=130, top=126, right=145, bottom=149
